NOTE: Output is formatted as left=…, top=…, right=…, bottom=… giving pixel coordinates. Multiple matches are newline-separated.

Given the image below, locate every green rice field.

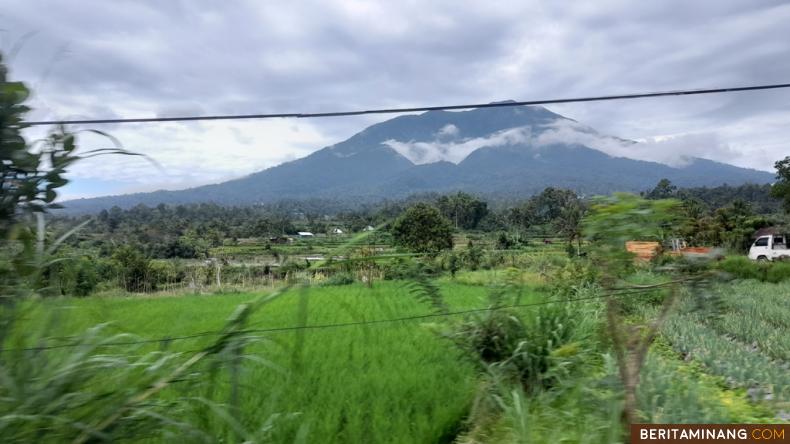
left=6, top=278, right=788, bottom=442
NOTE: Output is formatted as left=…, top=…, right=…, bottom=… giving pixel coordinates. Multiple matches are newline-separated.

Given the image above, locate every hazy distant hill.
left=62, top=105, right=774, bottom=213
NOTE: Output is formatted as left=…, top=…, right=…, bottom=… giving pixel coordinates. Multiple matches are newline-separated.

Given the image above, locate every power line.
left=24, top=82, right=790, bottom=126
left=0, top=287, right=666, bottom=353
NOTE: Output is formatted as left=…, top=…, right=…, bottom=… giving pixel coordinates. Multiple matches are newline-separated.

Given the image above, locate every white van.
left=748, top=234, right=790, bottom=261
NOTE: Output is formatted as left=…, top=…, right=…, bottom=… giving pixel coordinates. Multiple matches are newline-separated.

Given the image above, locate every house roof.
left=753, top=226, right=781, bottom=238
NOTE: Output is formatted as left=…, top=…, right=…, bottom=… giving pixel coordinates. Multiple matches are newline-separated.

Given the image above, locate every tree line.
left=48, top=176, right=789, bottom=263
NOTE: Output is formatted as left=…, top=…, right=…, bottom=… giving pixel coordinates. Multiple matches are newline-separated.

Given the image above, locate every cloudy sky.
left=2, top=0, right=789, bottom=199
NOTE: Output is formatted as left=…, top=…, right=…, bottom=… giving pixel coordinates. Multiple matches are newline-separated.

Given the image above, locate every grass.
left=6, top=275, right=787, bottom=442
left=440, top=269, right=546, bottom=288
left=9, top=281, right=544, bottom=443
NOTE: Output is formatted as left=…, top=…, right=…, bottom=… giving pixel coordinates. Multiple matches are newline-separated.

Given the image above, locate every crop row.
left=716, top=282, right=790, bottom=329
left=711, top=311, right=789, bottom=362
left=662, top=312, right=789, bottom=403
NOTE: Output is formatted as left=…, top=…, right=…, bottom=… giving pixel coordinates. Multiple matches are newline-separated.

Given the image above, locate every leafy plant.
left=583, top=193, right=698, bottom=429
left=770, top=156, right=790, bottom=213
left=390, top=203, right=453, bottom=254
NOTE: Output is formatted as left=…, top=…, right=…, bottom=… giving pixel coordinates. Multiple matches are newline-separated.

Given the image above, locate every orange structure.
left=625, top=241, right=662, bottom=260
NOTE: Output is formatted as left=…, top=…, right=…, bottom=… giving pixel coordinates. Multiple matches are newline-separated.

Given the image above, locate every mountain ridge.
left=60, top=105, right=774, bottom=214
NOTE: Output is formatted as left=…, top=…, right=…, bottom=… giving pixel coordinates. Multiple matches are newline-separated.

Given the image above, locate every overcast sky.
left=2, top=0, right=789, bottom=199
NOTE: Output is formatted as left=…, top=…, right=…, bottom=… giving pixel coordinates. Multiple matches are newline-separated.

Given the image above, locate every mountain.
left=61, top=105, right=775, bottom=213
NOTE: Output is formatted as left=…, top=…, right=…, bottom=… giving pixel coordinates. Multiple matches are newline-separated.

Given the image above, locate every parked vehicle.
left=748, top=234, right=790, bottom=261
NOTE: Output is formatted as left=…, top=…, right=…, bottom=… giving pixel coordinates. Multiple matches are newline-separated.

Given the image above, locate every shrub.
left=715, top=256, right=790, bottom=283
left=69, top=257, right=99, bottom=297
left=381, top=257, right=422, bottom=280
left=276, top=260, right=308, bottom=278
left=449, top=289, right=598, bottom=392
left=463, top=241, right=484, bottom=270
left=526, top=254, right=569, bottom=278
left=321, top=271, right=355, bottom=286
left=148, top=260, right=181, bottom=288
left=716, top=256, right=764, bottom=281
left=766, top=261, right=790, bottom=283
left=39, top=253, right=98, bottom=297
left=112, top=245, right=153, bottom=292
left=500, top=303, right=595, bottom=391
left=453, top=309, right=526, bottom=363
left=484, top=250, right=506, bottom=269
left=54, top=256, right=99, bottom=297
left=496, top=232, right=516, bottom=250
left=391, top=203, right=453, bottom=253
left=548, top=259, right=598, bottom=298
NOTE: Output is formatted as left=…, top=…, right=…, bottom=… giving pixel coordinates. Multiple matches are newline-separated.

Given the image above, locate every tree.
left=0, top=55, right=35, bottom=237
left=391, top=203, right=453, bottom=254
left=556, top=199, right=585, bottom=254
left=527, top=187, right=578, bottom=225
left=463, top=240, right=483, bottom=270
left=112, top=245, right=152, bottom=292
left=436, top=192, right=488, bottom=229
left=583, top=194, right=684, bottom=430
left=771, top=156, right=790, bottom=213
left=509, top=188, right=579, bottom=238
left=678, top=197, right=715, bottom=246
left=678, top=183, right=779, bottom=214
left=713, top=199, right=769, bottom=251
left=0, top=53, right=133, bottom=295
left=645, top=178, right=677, bottom=200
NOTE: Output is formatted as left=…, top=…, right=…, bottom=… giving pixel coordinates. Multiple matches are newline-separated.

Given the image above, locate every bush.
left=463, top=241, right=484, bottom=270
left=716, top=256, right=764, bottom=281
left=715, top=256, right=790, bottom=283
left=526, top=254, right=570, bottom=278
left=321, top=271, right=355, bottom=286
left=276, top=260, right=309, bottom=278
left=548, top=259, right=598, bottom=297
left=148, top=260, right=182, bottom=288
left=453, top=309, right=526, bottom=364
left=53, top=255, right=99, bottom=297
left=484, top=250, right=506, bottom=269
left=501, top=303, right=595, bottom=391
left=766, top=261, right=790, bottom=283
left=112, top=246, right=152, bottom=292
left=70, top=257, right=99, bottom=297
left=450, top=290, right=599, bottom=392
left=496, top=232, right=516, bottom=250
left=381, top=257, right=419, bottom=280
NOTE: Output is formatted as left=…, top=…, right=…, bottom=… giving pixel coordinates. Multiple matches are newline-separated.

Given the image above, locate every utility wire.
left=0, top=286, right=668, bottom=353
left=24, top=82, right=790, bottom=126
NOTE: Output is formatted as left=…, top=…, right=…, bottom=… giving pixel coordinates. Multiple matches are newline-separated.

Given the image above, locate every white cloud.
left=437, top=124, right=459, bottom=137
left=383, top=126, right=532, bottom=164
left=382, top=117, right=777, bottom=171
left=533, top=119, right=774, bottom=170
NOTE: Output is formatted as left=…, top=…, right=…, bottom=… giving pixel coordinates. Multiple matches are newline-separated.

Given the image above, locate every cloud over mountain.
left=383, top=126, right=533, bottom=165
left=58, top=105, right=774, bottom=214
left=3, top=1, right=789, bottom=199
